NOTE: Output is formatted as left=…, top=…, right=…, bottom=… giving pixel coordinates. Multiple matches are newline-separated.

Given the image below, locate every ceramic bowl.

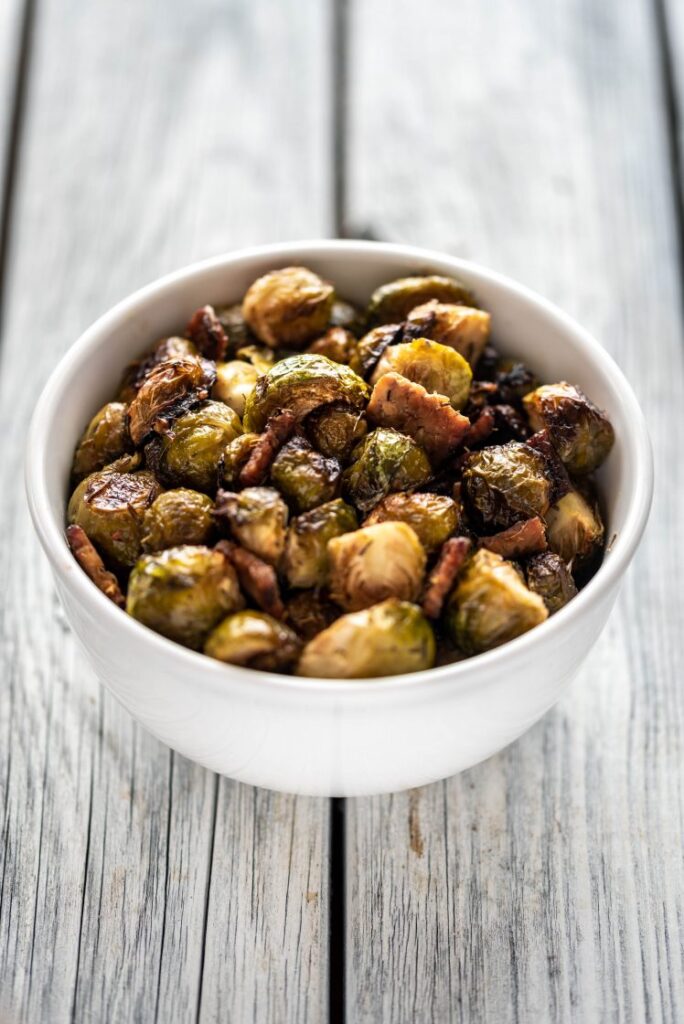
left=25, top=241, right=653, bottom=796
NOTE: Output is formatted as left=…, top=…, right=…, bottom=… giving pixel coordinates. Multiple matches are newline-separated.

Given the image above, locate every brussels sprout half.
left=367, top=275, right=477, bottom=325
left=297, top=599, right=436, bottom=678
left=342, top=427, right=432, bottom=512
left=141, top=489, right=215, bottom=552
left=243, top=354, right=369, bottom=433
left=126, top=545, right=244, bottom=649
left=212, top=360, right=259, bottom=418
left=545, top=488, right=604, bottom=568
left=462, top=441, right=552, bottom=529
left=523, top=383, right=614, bottom=475
left=447, top=548, right=548, bottom=655
left=283, top=498, right=358, bottom=589
left=72, top=402, right=131, bottom=481
left=371, top=337, right=472, bottom=410
left=405, top=301, right=491, bottom=366
left=328, top=521, right=426, bottom=611
left=271, top=437, right=341, bottom=513
left=68, top=468, right=161, bottom=567
left=307, top=327, right=358, bottom=366
left=204, top=611, right=301, bottom=671
left=242, top=266, right=335, bottom=348
left=150, top=400, right=242, bottom=494
left=214, top=486, right=289, bottom=565
left=363, top=492, right=460, bottom=553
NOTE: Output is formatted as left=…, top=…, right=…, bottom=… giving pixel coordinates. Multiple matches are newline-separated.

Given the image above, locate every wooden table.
left=1, top=1, right=682, bottom=1020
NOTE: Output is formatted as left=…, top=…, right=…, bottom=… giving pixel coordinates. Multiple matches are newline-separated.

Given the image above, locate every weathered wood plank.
left=0, top=1, right=330, bottom=1021
left=346, top=0, right=684, bottom=1020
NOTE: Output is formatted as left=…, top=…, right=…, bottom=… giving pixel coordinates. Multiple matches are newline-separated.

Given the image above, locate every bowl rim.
left=25, top=239, right=653, bottom=700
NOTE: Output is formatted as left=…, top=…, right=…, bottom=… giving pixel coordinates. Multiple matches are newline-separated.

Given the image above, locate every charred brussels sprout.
left=127, top=357, right=214, bottom=446
left=329, top=521, right=426, bottom=611
left=545, top=488, right=604, bottom=567
left=127, top=545, right=243, bottom=649
left=447, top=549, right=548, bottom=655
left=304, top=403, right=367, bottom=461
left=342, top=428, right=432, bottom=512
left=151, top=401, right=242, bottom=493
left=462, top=441, right=552, bottom=528
left=307, top=327, right=358, bottom=365
left=219, top=432, right=262, bottom=487
left=523, top=383, right=614, bottom=475
left=271, top=437, right=341, bottom=513
left=68, top=468, right=161, bottom=567
left=204, top=611, right=301, bottom=671
left=243, top=354, right=369, bottom=433
left=351, top=324, right=402, bottom=378
left=363, top=492, right=460, bottom=552
left=406, top=301, right=491, bottom=366
left=367, top=275, right=477, bottom=325
left=371, top=338, right=472, bottom=409
left=141, top=489, right=215, bottom=552
left=283, top=498, right=358, bottom=589
left=214, top=486, right=289, bottom=565
left=242, top=266, right=334, bottom=348
left=118, top=336, right=199, bottom=402
left=72, top=402, right=131, bottom=481
left=297, top=599, right=435, bottom=678
left=526, top=552, right=578, bottom=614
left=212, top=360, right=259, bottom=418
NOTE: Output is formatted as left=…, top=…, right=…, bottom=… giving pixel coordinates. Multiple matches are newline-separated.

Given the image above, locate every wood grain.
left=345, top=0, right=684, bottom=1020
left=0, top=0, right=330, bottom=1021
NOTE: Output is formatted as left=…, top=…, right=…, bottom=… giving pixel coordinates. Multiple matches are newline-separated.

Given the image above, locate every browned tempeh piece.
left=422, top=536, right=472, bottom=619
left=215, top=540, right=285, bottom=619
left=66, top=525, right=125, bottom=607
left=479, top=516, right=548, bottom=559
left=238, top=410, right=296, bottom=487
left=367, top=371, right=470, bottom=463
left=186, top=304, right=229, bottom=361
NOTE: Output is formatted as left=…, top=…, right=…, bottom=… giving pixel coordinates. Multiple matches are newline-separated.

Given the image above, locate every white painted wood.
left=0, top=0, right=331, bottom=1021
left=346, top=0, right=684, bottom=1020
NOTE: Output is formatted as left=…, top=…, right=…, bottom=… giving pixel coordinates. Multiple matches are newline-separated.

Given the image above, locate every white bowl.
left=25, top=241, right=652, bottom=796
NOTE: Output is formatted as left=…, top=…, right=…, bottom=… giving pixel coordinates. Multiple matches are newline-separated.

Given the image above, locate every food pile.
left=66, top=266, right=614, bottom=677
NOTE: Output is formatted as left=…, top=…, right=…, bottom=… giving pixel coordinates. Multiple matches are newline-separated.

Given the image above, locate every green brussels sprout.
left=523, top=383, right=615, bottom=475
left=545, top=488, right=604, bottom=567
left=215, top=303, right=252, bottom=351
left=68, top=468, right=161, bottom=567
left=328, top=521, right=426, bottom=611
left=342, top=427, right=432, bottom=512
left=285, top=590, right=341, bottom=640
left=150, top=401, right=242, bottom=493
left=243, top=354, right=369, bottom=433
left=330, top=298, right=364, bottom=334
left=204, top=611, right=301, bottom=671
left=525, top=552, right=578, bottom=614
left=447, top=549, right=548, bottom=655
left=72, top=402, right=131, bottom=481
left=141, top=489, right=215, bottom=552
left=214, top=486, right=289, bottom=565
left=363, top=492, right=460, bottom=552
left=297, top=599, right=435, bottom=678
left=212, top=360, right=259, bottom=418
left=305, top=403, right=367, bottom=461
left=406, top=301, right=491, bottom=365
left=126, top=545, right=243, bottom=649
left=219, top=432, right=262, bottom=487
left=307, top=327, right=358, bottom=365
left=367, top=275, right=477, bottom=325
left=283, top=498, right=358, bottom=589
left=242, top=266, right=335, bottom=348
left=462, top=441, right=552, bottom=528
left=270, top=437, right=341, bottom=513
left=370, top=337, right=472, bottom=409
left=351, top=324, right=402, bottom=378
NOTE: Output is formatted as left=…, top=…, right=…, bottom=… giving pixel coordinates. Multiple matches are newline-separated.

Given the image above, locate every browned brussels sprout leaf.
left=118, top=336, right=199, bottom=402
left=285, top=590, right=341, bottom=641
left=128, top=357, right=216, bottom=446
left=351, top=323, right=403, bottom=378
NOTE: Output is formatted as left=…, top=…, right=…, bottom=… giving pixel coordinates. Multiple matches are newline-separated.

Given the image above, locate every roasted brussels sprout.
left=141, top=489, right=215, bottom=552
left=214, top=486, right=289, bottom=565
left=127, top=545, right=243, bottom=649
left=219, top=433, right=262, bottom=487
left=367, top=275, right=477, bottom=325
left=204, top=611, right=301, bottom=671
left=72, top=402, right=131, bottom=481
left=150, top=401, right=242, bottom=493
left=243, top=354, right=369, bottom=433
left=342, top=427, right=432, bottom=512
left=462, top=441, right=552, bottom=528
left=212, top=360, right=258, bottom=417
left=525, top=552, right=578, bottom=614
left=127, top=357, right=215, bottom=446
left=406, top=301, right=491, bottom=365
left=544, top=488, right=604, bottom=567
left=283, top=498, right=358, bottom=589
left=523, top=383, right=614, bottom=475
left=271, top=437, right=341, bottom=513
left=297, top=599, right=435, bottom=678
left=117, top=336, right=199, bottom=402
left=215, top=303, right=252, bottom=351
left=68, top=468, right=161, bottom=567
left=308, top=327, right=358, bottom=366
left=235, top=343, right=274, bottom=374
left=304, top=402, right=367, bottom=460
left=242, top=267, right=334, bottom=348
left=371, top=338, right=472, bottom=409
left=351, top=323, right=402, bottom=378
left=363, top=492, right=460, bottom=552
left=285, top=590, right=341, bottom=640
left=329, top=521, right=426, bottom=611
left=447, top=549, right=548, bottom=655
